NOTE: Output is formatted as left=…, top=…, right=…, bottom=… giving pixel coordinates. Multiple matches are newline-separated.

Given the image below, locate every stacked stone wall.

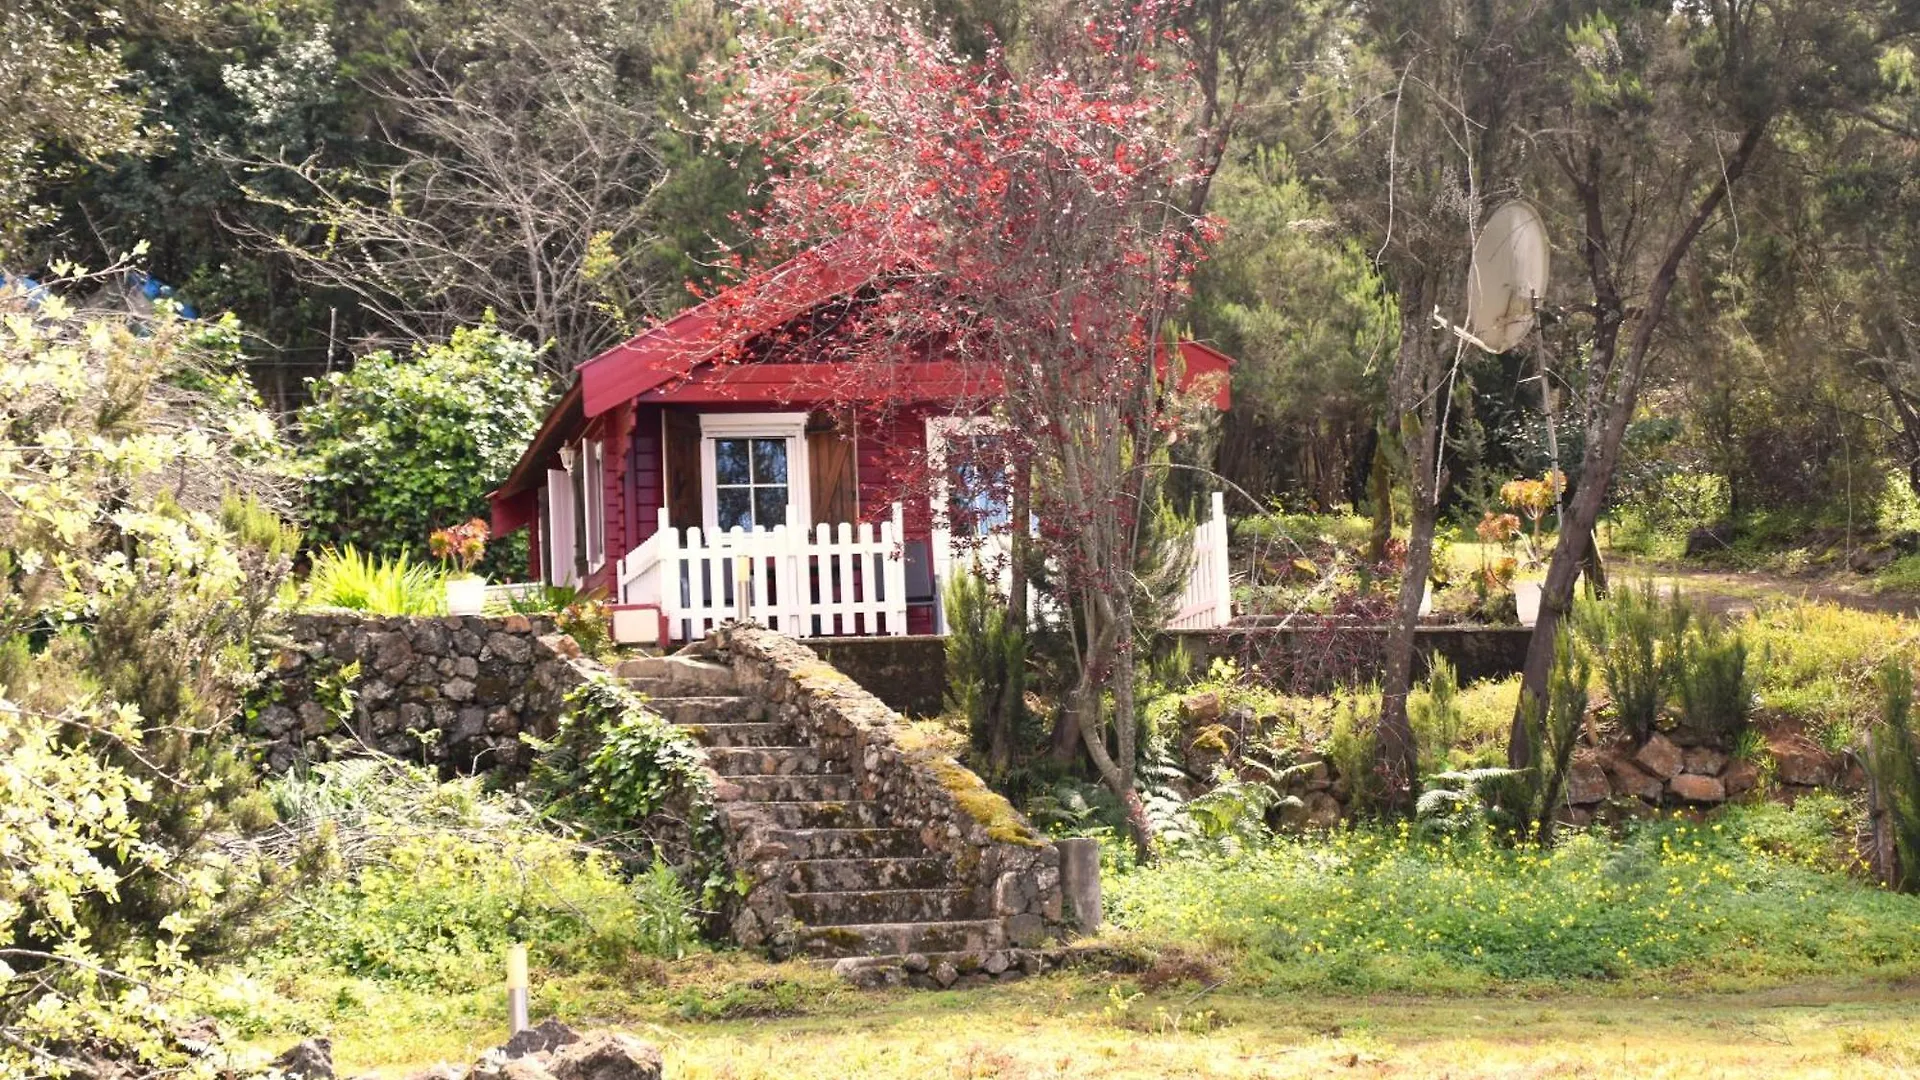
left=692, top=625, right=1066, bottom=949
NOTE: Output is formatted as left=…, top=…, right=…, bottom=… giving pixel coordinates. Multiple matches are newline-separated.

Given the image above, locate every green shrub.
left=296, top=321, right=549, bottom=579
left=1324, top=690, right=1382, bottom=815
left=1677, top=618, right=1754, bottom=743
left=1408, top=655, right=1461, bottom=772
left=271, top=830, right=648, bottom=988
left=1748, top=603, right=1920, bottom=735
left=305, top=545, right=446, bottom=615
left=1868, top=660, right=1920, bottom=892
left=1574, top=581, right=1689, bottom=743
left=1526, top=627, right=1591, bottom=843
left=1106, top=805, right=1920, bottom=992
left=943, top=566, right=1027, bottom=770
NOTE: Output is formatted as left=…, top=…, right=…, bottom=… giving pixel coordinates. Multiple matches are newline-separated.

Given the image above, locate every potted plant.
left=431, top=518, right=490, bottom=615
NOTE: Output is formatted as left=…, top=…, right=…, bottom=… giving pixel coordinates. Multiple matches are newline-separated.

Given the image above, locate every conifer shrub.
left=1868, top=660, right=1920, bottom=892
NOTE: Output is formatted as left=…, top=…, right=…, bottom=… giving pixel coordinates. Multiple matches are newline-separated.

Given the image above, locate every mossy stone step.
left=732, top=773, right=856, bottom=802
left=789, top=888, right=979, bottom=926
left=750, top=799, right=886, bottom=829
left=792, top=919, right=1005, bottom=959
left=679, top=721, right=795, bottom=748
left=616, top=656, right=737, bottom=696
left=647, top=695, right=769, bottom=725
left=771, top=826, right=926, bottom=859
left=788, top=856, right=949, bottom=892
left=704, top=746, right=844, bottom=777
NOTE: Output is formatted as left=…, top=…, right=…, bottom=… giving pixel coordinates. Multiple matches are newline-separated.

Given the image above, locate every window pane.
left=715, top=438, right=750, bottom=485
left=717, top=488, right=753, bottom=532
left=754, top=485, right=790, bottom=529
left=751, top=438, right=788, bottom=484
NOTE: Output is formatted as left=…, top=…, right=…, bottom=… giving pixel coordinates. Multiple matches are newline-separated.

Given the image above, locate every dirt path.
left=1608, top=557, right=1920, bottom=620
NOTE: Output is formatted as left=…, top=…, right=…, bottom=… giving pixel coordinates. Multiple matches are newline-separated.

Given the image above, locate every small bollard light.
left=506, top=943, right=529, bottom=1036
left=734, top=553, right=752, bottom=622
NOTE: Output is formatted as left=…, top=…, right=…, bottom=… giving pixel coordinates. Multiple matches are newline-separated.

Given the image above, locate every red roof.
left=579, top=244, right=886, bottom=418
left=492, top=242, right=1234, bottom=503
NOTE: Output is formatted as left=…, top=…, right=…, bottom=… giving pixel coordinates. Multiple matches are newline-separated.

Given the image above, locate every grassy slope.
left=256, top=968, right=1920, bottom=1079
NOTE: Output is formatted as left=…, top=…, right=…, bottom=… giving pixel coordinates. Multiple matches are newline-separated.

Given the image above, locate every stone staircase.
left=621, top=650, right=1015, bottom=961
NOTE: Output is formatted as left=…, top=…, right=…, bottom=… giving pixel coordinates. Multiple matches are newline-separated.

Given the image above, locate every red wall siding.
left=854, top=407, right=932, bottom=542
left=630, top=405, right=664, bottom=550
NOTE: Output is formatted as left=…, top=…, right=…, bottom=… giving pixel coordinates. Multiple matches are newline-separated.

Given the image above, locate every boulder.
left=1604, top=757, right=1664, bottom=802
left=1773, top=743, right=1837, bottom=787
left=1181, top=691, right=1223, bottom=724
left=1684, top=523, right=1735, bottom=558
left=1633, top=733, right=1684, bottom=779
left=547, top=1032, right=663, bottom=1080
left=1721, top=758, right=1760, bottom=797
left=1304, top=791, right=1342, bottom=828
left=1668, top=773, right=1726, bottom=803
left=501, top=1019, right=580, bottom=1059
left=273, top=1039, right=335, bottom=1080
left=901, top=952, right=931, bottom=973
left=932, top=961, right=959, bottom=989
left=1681, top=747, right=1728, bottom=776
left=1564, top=761, right=1610, bottom=805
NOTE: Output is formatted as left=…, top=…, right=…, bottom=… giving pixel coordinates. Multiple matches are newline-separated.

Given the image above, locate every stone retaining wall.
left=692, top=625, right=1067, bottom=949
left=252, top=611, right=590, bottom=777
left=1163, top=624, right=1534, bottom=691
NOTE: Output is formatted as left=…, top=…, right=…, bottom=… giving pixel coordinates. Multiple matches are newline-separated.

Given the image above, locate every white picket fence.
left=1167, top=491, right=1233, bottom=631
left=616, top=492, right=1229, bottom=643
left=618, top=504, right=909, bottom=642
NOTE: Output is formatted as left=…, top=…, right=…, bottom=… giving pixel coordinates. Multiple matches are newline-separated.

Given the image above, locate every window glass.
left=947, top=433, right=1012, bottom=536
left=713, top=436, right=790, bottom=531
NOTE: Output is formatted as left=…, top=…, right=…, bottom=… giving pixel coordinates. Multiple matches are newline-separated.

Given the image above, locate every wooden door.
left=664, top=409, right=702, bottom=530
left=809, top=428, right=858, bottom=527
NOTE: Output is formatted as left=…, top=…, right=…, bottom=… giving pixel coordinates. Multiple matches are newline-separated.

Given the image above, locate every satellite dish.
left=1465, top=200, right=1550, bottom=354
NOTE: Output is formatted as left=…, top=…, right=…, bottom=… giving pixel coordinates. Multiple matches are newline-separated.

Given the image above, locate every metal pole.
left=506, top=943, right=529, bottom=1035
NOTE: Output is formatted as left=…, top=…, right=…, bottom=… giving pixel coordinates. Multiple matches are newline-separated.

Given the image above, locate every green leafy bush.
left=272, top=830, right=647, bottom=988
left=296, top=322, right=549, bottom=578
left=304, top=545, right=447, bottom=615
left=1106, top=805, right=1920, bottom=992
left=1747, top=602, right=1920, bottom=736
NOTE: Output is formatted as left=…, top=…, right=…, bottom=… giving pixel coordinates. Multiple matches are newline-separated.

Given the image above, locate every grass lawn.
left=250, top=965, right=1920, bottom=1079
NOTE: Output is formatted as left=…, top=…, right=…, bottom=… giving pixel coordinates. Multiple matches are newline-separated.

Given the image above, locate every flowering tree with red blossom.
left=705, top=0, right=1221, bottom=856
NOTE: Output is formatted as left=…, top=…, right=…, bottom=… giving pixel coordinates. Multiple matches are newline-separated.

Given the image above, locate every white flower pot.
left=446, top=575, right=488, bottom=616
left=1515, top=581, right=1542, bottom=626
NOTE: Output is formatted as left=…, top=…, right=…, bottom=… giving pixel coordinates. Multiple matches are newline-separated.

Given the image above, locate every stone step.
left=788, top=857, right=950, bottom=892
left=790, top=888, right=978, bottom=926
left=733, top=773, right=856, bottom=802
left=793, top=919, right=1005, bottom=959
left=681, top=722, right=795, bottom=748
left=751, top=800, right=887, bottom=830
left=648, top=696, right=768, bottom=725
left=705, top=746, right=845, bottom=777
left=772, top=827, right=926, bottom=860
left=616, top=656, right=737, bottom=696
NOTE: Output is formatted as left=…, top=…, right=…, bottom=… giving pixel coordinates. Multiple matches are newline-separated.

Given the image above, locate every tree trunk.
left=1375, top=271, right=1441, bottom=816
left=1510, top=124, right=1766, bottom=767
left=990, top=469, right=1031, bottom=778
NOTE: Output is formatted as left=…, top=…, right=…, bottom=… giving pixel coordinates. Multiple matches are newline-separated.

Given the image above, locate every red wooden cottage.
left=486, top=247, right=1235, bottom=646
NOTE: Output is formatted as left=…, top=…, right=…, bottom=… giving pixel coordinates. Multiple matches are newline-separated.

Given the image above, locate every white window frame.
left=583, top=438, right=607, bottom=572
left=699, top=412, right=811, bottom=535
left=926, top=415, right=1031, bottom=633
left=546, top=466, right=577, bottom=587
